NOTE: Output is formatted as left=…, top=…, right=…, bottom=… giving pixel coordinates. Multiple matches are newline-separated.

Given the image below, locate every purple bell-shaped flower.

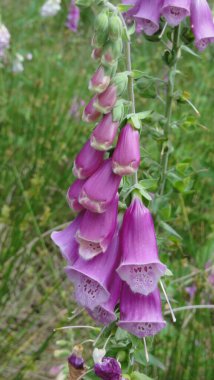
left=117, top=197, right=167, bottom=296
left=76, top=196, right=118, bottom=260
left=190, top=0, right=214, bottom=51
left=73, top=140, right=104, bottom=180
left=65, top=231, right=120, bottom=310
left=161, top=0, right=190, bottom=26
left=90, top=113, right=120, bottom=151
left=118, top=283, right=166, bottom=338
left=79, top=159, right=121, bottom=213
left=112, top=124, right=140, bottom=176
left=134, top=0, right=162, bottom=35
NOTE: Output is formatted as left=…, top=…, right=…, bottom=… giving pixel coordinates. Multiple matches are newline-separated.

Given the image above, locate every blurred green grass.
left=0, top=1, right=214, bottom=379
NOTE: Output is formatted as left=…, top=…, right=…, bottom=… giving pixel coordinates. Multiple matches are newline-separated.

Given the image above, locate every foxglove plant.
left=52, top=0, right=214, bottom=377
left=0, top=22, right=10, bottom=58
left=66, top=0, right=80, bottom=32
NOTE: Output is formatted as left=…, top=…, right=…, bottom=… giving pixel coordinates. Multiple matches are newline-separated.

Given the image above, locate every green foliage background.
left=0, top=1, right=214, bottom=379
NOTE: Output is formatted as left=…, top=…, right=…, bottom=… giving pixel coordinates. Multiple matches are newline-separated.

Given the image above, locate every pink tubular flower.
left=83, top=96, right=101, bottom=122
left=112, top=124, right=140, bottom=176
left=0, top=23, right=11, bottom=58
left=67, top=179, right=86, bottom=212
left=161, top=0, right=190, bottom=26
left=73, top=140, right=104, bottom=179
left=51, top=213, right=84, bottom=265
left=118, top=283, right=166, bottom=338
left=79, top=159, right=122, bottom=213
left=134, top=0, right=163, bottom=35
left=190, top=0, right=214, bottom=51
left=94, top=85, right=117, bottom=114
left=66, top=0, right=80, bottom=32
left=90, top=113, right=120, bottom=151
left=65, top=232, right=120, bottom=310
left=94, top=357, right=122, bottom=380
left=88, top=273, right=121, bottom=325
left=117, top=197, right=167, bottom=296
left=76, top=196, right=118, bottom=260
left=89, top=66, right=111, bottom=94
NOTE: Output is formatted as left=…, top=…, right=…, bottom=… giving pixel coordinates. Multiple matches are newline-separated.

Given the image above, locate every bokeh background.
left=1, top=1, right=214, bottom=379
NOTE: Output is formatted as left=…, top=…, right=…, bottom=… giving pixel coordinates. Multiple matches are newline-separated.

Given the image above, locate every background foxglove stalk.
left=112, top=124, right=140, bottom=176
left=94, top=357, right=122, bottom=380
left=161, top=0, right=190, bottom=26
left=66, top=0, right=80, bottom=32
left=73, top=140, right=104, bottom=179
left=67, top=179, right=86, bottom=212
left=65, top=232, right=120, bottom=310
left=94, top=85, right=117, bottom=114
left=40, top=0, right=61, bottom=17
left=76, top=196, right=118, bottom=260
left=190, top=0, right=214, bottom=51
left=0, top=23, right=10, bottom=58
left=118, top=283, right=166, bottom=338
left=79, top=159, right=121, bottom=213
left=134, top=0, right=163, bottom=36
left=117, top=197, right=167, bottom=296
left=82, top=96, right=101, bottom=122
left=88, top=273, right=121, bottom=325
left=51, top=213, right=84, bottom=265
left=90, top=113, right=119, bottom=151
left=89, top=66, right=111, bottom=93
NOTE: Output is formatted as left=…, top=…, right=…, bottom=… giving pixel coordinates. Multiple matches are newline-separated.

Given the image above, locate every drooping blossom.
left=112, top=124, right=140, bottom=176
left=94, top=357, right=122, bottom=380
left=51, top=212, right=84, bottom=265
left=118, top=283, right=166, bottom=338
left=67, top=179, right=86, bottom=212
left=88, top=273, right=121, bottom=325
left=190, top=0, right=214, bottom=51
left=0, top=23, right=10, bottom=58
left=76, top=196, right=118, bottom=260
left=70, top=97, right=85, bottom=119
left=82, top=96, right=101, bottom=122
left=89, top=66, right=111, bottom=94
left=73, top=140, right=104, bottom=180
left=40, top=0, right=61, bottom=17
left=161, top=0, right=191, bottom=26
left=94, top=85, right=117, bottom=114
left=79, top=159, right=121, bottom=213
left=117, top=196, right=167, bottom=296
left=90, top=113, right=120, bottom=151
left=65, top=232, right=120, bottom=310
left=134, top=0, right=163, bottom=35
left=66, top=0, right=80, bottom=32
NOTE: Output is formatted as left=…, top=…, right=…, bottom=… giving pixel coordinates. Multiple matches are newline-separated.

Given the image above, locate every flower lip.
left=161, top=0, right=190, bottom=26
left=79, top=190, right=107, bottom=213
left=88, top=305, right=117, bottom=326
left=76, top=233, right=105, bottom=260
left=118, top=320, right=166, bottom=338
left=117, top=262, right=167, bottom=296
left=65, top=267, right=110, bottom=310
left=112, top=162, right=138, bottom=176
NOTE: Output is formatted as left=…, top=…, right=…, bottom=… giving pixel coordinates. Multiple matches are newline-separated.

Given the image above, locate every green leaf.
left=181, top=45, right=201, bottom=58
left=160, top=221, right=182, bottom=240
left=135, top=184, right=152, bottom=201
left=139, top=179, right=158, bottom=191
left=165, top=268, right=173, bottom=276
left=131, top=371, right=154, bottom=380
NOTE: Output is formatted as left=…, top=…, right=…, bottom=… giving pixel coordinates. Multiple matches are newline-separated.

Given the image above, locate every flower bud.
left=67, top=179, right=86, bottom=212
left=108, top=14, right=123, bottom=41
left=68, top=353, right=85, bottom=370
left=94, top=11, right=109, bottom=46
left=89, top=66, right=111, bottom=93
left=90, top=113, right=120, bottom=151
left=82, top=96, right=101, bottom=122
left=73, top=140, right=104, bottom=179
left=112, top=124, right=140, bottom=176
left=101, top=39, right=123, bottom=66
left=94, top=85, right=117, bottom=114
left=112, top=72, right=129, bottom=96
left=91, top=47, right=103, bottom=60
left=94, top=357, right=122, bottom=380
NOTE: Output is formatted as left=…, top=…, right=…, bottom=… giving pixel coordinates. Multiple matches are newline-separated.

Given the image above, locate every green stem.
left=158, top=26, right=180, bottom=196
left=105, top=1, right=138, bottom=185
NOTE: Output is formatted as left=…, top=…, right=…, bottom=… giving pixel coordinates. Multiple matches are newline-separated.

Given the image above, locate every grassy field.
left=0, top=1, right=214, bottom=379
